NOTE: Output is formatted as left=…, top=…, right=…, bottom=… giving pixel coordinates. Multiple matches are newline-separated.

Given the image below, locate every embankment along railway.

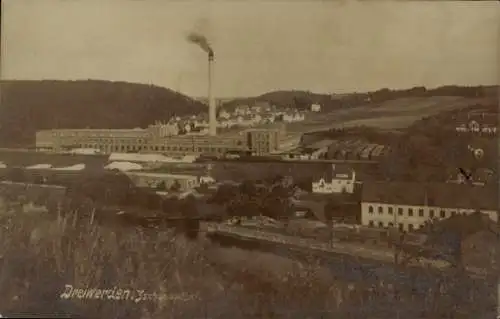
left=206, top=225, right=496, bottom=316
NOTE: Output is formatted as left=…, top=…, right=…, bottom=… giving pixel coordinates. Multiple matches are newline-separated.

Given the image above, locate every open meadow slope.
left=287, top=96, right=488, bottom=133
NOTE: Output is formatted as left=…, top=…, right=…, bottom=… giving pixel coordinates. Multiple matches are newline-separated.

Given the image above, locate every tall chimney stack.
left=208, top=52, right=216, bottom=136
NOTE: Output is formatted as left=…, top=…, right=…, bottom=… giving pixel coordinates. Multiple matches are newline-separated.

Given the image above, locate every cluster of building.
left=35, top=99, right=326, bottom=158
left=325, top=140, right=388, bottom=160
left=307, top=117, right=498, bottom=232
left=36, top=123, right=302, bottom=158
left=447, top=167, right=496, bottom=186
left=306, top=162, right=497, bottom=232
left=174, top=101, right=317, bottom=133
left=217, top=102, right=313, bottom=129
left=285, top=139, right=389, bottom=161
left=32, top=98, right=498, bottom=234
left=455, top=111, right=497, bottom=136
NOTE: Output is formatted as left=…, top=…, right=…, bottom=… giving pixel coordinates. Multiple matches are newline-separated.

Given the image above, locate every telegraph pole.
left=497, top=151, right=500, bottom=319
left=497, top=206, right=500, bottom=319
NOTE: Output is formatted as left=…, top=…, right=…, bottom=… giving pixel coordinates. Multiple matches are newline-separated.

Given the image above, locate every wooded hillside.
left=0, top=80, right=207, bottom=147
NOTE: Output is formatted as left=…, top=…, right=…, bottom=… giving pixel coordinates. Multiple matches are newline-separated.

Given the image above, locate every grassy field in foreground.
left=0, top=206, right=380, bottom=319
left=0, top=199, right=493, bottom=318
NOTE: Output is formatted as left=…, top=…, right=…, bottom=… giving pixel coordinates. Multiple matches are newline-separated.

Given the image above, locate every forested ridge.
left=0, top=80, right=207, bottom=147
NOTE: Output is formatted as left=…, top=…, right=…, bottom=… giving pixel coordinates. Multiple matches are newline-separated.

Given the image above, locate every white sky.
left=2, top=0, right=499, bottom=98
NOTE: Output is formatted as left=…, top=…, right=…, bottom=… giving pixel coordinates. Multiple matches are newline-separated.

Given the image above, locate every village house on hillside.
left=447, top=167, right=496, bottom=186
left=360, top=182, right=498, bottom=232
left=455, top=111, right=497, bottom=136
left=312, top=164, right=357, bottom=194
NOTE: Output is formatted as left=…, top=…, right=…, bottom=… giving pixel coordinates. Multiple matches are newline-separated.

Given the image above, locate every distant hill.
left=0, top=80, right=207, bottom=147
left=0, top=80, right=496, bottom=148
left=221, top=85, right=498, bottom=111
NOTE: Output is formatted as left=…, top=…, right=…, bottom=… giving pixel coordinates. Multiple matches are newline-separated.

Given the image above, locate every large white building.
left=361, top=182, right=498, bottom=232
left=312, top=164, right=356, bottom=194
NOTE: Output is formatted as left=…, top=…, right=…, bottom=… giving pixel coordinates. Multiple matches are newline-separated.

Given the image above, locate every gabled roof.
left=362, top=182, right=498, bottom=211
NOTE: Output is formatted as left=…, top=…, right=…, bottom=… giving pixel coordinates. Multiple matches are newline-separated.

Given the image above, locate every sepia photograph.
left=0, top=0, right=498, bottom=318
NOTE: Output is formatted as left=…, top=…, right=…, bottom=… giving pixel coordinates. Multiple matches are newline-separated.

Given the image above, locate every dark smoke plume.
left=187, top=32, right=214, bottom=58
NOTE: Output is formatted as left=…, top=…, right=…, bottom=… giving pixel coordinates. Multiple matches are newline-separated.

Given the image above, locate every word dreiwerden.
left=60, top=284, right=197, bottom=303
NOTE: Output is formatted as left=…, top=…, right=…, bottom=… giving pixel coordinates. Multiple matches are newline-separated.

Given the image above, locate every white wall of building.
left=361, top=202, right=498, bottom=232
left=312, top=174, right=356, bottom=194
left=283, top=113, right=305, bottom=123
left=311, top=104, right=321, bottom=112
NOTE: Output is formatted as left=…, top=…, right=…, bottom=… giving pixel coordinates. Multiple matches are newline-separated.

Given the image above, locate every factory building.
left=245, top=128, right=283, bottom=155
left=35, top=124, right=292, bottom=157
left=361, top=182, right=498, bottom=232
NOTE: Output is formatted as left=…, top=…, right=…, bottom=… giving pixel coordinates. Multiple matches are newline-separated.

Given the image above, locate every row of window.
left=71, top=138, right=149, bottom=144
left=367, top=205, right=458, bottom=219
left=317, top=180, right=352, bottom=185
left=53, top=132, right=144, bottom=138
left=78, top=144, right=232, bottom=154
left=367, top=220, right=419, bottom=232
left=70, top=138, right=244, bottom=146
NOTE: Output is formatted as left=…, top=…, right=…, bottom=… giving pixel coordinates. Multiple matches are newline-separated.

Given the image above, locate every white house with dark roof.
left=455, top=112, right=497, bottom=136
left=312, top=164, right=356, bottom=194
left=361, top=182, right=498, bottom=232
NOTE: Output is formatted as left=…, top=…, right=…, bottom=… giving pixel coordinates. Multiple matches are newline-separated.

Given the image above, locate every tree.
left=180, top=194, right=199, bottom=217
left=182, top=218, right=200, bottom=240
left=292, top=96, right=310, bottom=110
left=425, top=211, right=496, bottom=268
left=261, top=196, right=288, bottom=220
left=324, top=197, right=341, bottom=247
left=145, top=192, right=162, bottom=211
left=324, top=196, right=347, bottom=223
left=68, top=171, right=137, bottom=206
left=209, top=183, right=238, bottom=204
left=169, top=180, right=181, bottom=192
left=295, top=178, right=312, bottom=193
left=386, top=134, right=448, bottom=182
left=156, top=181, right=166, bottom=191
left=196, top=182, right=209, bottom=193
left=399, top=211, right=496, bottom=269
left=239, top=180, right=258, bottom=198
left=161, top=197, right=181, bottom=215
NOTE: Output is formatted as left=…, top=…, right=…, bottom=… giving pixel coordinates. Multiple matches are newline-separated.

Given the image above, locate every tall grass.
left=0, top=196, right=491, bottom=318
left=0, top=198, right=363, bottom=319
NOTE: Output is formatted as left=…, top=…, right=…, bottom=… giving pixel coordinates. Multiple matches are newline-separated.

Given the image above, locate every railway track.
left=206, top=223, right=492, bottom=281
